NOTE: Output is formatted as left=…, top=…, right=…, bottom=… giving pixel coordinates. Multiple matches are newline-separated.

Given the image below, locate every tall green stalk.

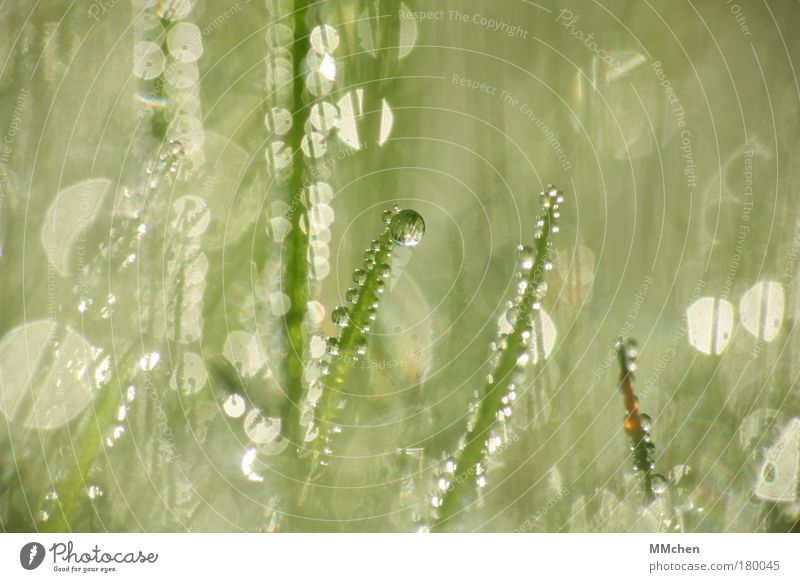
left=433, top=187, right=563, bottom=531
left=283, top=0, right=313, bottom=444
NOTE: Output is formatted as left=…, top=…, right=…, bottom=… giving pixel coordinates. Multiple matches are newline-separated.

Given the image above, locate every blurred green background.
left=0, top=0, right=799, bottom=532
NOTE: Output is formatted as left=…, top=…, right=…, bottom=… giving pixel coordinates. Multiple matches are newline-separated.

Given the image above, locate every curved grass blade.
left=615, top=338, right=667, bottom=505
left=298, top=207, right=425, bottom=496
left=432, top=186, right=563, bottom=531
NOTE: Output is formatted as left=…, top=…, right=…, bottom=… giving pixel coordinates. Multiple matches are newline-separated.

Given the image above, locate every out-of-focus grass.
left=0, top=1, right=799, bottom=533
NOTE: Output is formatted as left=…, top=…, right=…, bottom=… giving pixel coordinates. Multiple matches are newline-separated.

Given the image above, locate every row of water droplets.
left=36, top=144, right=187, bottom=526
left=300, top=207, right=425, bottom=475
left=62, top=0, right=203, bottom=518
left=77, top=142, right=184, bottom=326
left=429, top=187, right=563, bottom=524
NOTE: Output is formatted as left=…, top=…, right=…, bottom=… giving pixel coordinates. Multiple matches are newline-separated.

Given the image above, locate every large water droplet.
left=389, top=209, right=425, bottom=247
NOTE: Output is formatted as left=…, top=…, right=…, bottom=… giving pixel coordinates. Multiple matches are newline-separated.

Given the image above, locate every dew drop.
left=640, top=413, right=652, bottom=432
left=382, top=208, right=396, bottom=225
left=354, top=337, right=368, bottom=356
left=518, top=245, right=535, bottom=271
left=650, top=474, right=668, bottom=495
left=326, top=337, right=340, bottom=356
left=353, top=269, right=367, bottom=285
left=389, top=209, right=425, bottom=247
left=86, top=484, right=104, bottom=500
left=345, top=288, right=360, bottom=304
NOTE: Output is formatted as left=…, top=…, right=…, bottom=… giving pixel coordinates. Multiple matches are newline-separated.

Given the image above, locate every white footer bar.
left=1, top=534, right=797, bottom=580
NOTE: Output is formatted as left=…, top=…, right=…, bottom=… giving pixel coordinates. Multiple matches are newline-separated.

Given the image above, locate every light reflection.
left=755, top=418, right=800, bottom=502
left=0, top=321, right=102, bottom=429
left=557, top=245, right=595, bottom=308
left=42, top=179, right=112, bottom=277
left=223, top=394, right=246, bottom=418
left=398, top=2, right=418, bottom=59
left=378, top=99, right=394, bottom=145
left=134, top=93, right=168, bottom=110
left=336, top=92, right=361, bottom=149
left=169, top=352, right=207, bottom=395
left=497, top=308, right=557, bottom=364
left=606, top=52, right=647, bottom=81
left=133, top=41, right=165, bottom=80
left=739, top=281, right=784, bottom=342
left=223, top=331, right=266, bottom=376
left=319, top=53, right=336, bottom=81
left=530, top=309, right=557, bottom=364
left=241, top=448, right=264, bottom=482
left=310, top=24, right=340, bottom=54
left=243, top=409, right=281, bottom=444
